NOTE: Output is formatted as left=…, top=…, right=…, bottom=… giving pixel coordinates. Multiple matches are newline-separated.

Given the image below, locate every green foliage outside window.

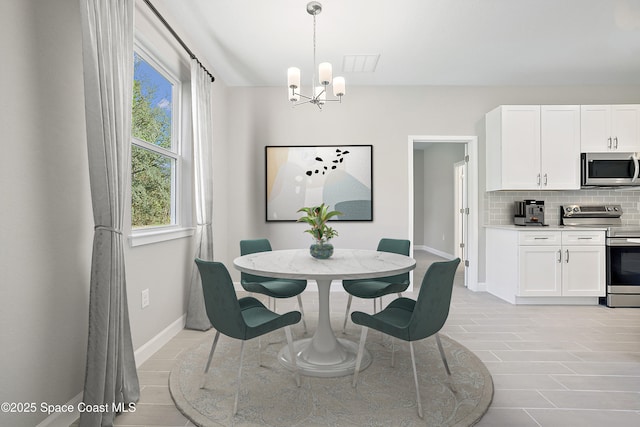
left=131, top=54, right=174, bottom=228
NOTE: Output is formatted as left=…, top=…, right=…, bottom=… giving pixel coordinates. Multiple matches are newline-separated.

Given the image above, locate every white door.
left=454, top=160, right=468, bottom=287
left=562, top=246, right=605, bottom=296
left=611, top=105, right=640, bottom=152
left=540, top=105, right=581, bottom=190
left=580, top=105, right=611, bottom=152
left=518, top=246, right=562, bottom=296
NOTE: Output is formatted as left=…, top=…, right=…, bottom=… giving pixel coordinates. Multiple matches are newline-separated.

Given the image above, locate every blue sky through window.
left=134, top=53, right=172, bottom=119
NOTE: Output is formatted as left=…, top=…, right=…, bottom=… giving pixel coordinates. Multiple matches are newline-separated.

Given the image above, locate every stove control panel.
left=561, top=204, right=622, bottom=217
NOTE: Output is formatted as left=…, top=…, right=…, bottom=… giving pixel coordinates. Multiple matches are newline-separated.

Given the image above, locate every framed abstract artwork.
left=265, top=145, right=373, bottom=221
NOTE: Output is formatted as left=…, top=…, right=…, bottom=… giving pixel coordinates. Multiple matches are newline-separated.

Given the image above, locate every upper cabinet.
left=486, top=105, right=580, bottom=191
left=581, top=105, right=640, bottom=152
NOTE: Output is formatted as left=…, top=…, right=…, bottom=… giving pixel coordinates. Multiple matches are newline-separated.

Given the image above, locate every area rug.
left=169, top=324, right=493, bottom=427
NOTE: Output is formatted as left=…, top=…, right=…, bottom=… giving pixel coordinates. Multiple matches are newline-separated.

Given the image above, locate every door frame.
left=407, top=135, right=479, bottom=291
left=454, top=159, right=468, bottom=286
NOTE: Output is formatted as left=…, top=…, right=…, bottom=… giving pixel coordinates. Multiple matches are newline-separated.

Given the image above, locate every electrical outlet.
left=141, top=289, right=150, bottom=308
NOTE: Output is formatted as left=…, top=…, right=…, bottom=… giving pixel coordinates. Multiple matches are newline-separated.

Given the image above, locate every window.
left=132, top=52, right=177, bottom=228
left=129, top=47, right=193, bottom=246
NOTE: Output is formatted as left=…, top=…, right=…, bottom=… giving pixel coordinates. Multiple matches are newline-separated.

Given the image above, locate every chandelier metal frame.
left=287, top=1, right=345, bottom=109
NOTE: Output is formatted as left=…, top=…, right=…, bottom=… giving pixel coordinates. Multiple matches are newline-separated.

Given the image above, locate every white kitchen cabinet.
left=518, top=245, right=562, bottom=296
left=560, top=232, right=606, bottom=297
left=581, top=105, right=640, bottom=152
left=487, top=227, right=605, bottom=304
left=486, top=105, right=580, bottom=190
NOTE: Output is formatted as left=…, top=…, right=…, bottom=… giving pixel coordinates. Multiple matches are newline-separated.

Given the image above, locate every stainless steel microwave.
left=581, top=152, right=639, bottom=187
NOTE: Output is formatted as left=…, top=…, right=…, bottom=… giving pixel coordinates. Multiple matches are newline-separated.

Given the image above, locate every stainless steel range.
left=561, top=204, right=640, bottom=307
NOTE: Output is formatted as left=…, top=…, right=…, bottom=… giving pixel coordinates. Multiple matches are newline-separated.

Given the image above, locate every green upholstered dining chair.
left=240, top=238, right=308, bottom=333
left=195, top=259, right=301, bottom=415
left=341, top=238, right=411, bottom=332
left=351, top=258, right=461, bottom=419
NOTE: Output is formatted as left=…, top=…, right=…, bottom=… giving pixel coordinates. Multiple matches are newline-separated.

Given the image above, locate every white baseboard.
left=36, top=392, right=83, bottom=427
left=37, top=315, right=186, bottom=427
left=469, top=281, right=487, bottom=292
left=414, top=245, right=456, bottom=260
left=134, top=314, right=186, bottom=367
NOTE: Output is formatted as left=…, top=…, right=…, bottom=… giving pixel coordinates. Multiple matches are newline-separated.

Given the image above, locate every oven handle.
left=632, top=153, right=639, bottom=183
left=607, top=237, right=640, bottom=246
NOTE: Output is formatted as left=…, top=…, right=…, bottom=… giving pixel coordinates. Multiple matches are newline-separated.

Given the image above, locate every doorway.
left=407, top=135, right=478, bottom=291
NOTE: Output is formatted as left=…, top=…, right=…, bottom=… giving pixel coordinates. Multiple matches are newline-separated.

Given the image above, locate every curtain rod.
left=143, top=0, right=215, bottom=82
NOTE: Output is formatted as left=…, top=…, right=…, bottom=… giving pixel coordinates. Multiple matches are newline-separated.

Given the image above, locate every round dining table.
left=233, top=248, right=416, bottom=377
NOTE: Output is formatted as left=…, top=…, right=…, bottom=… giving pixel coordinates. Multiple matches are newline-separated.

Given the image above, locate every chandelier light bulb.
left=318, top=62, right=332, bottom=86
left=287, top=67, right=301, bottom=89
left=333, top=76, right=345, bottom=97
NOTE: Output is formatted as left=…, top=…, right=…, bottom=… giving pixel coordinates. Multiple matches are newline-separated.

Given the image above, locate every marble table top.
left=233, top=249, right=416, bottom=281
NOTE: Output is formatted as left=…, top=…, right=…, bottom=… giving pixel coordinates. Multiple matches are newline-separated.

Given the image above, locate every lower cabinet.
left=487, top=228, right=605, bottom=304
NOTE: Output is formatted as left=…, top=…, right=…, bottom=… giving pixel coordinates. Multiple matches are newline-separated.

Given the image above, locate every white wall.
left=2, top=1, right=639, bottom=425
left=0, top=1, right=229, bottom=425
left=1, top=1, right=90, bottom=425
left=220, top=85, right=640, bottom=282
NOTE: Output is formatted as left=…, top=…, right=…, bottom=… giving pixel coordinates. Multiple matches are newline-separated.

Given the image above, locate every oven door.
left=582, top=152, right=639, bottom=186
left=606, top=238, right=640, bottom=307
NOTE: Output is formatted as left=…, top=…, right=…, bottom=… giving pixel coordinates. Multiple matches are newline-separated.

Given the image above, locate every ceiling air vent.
left=342, top=54, right=380, bottom=73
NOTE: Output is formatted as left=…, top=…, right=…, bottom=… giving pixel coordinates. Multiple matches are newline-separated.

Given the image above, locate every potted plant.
left=297, top=203, right=342, bottom=259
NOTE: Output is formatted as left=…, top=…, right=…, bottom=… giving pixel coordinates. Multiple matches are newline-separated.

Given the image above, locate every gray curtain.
left=78, top=0, right=139, bottom=425
left=185, top=60, right=215, bottom=330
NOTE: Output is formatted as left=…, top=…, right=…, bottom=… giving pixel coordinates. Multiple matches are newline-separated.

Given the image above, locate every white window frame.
left=129, top=40, right=194, bottom=247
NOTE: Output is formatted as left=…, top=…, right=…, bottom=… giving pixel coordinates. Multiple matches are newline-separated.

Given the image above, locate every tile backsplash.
left=485, top=189, right=640, bottom=226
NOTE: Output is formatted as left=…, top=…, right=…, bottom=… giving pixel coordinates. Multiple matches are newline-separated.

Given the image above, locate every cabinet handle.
left=608, top=137, right=612, bottom=149
left=557, top=249, right=562, bottom=263
left=614, top=137, right=618, bottom=149
left=565, top=249, right=570, bottom=263
left=577, top=237, right=593, bottom=240
left=534, top=237, right=549, bottom=240
left=537, top=173, right=541, bottom=186
left=543, top=173, right=548, bottom=186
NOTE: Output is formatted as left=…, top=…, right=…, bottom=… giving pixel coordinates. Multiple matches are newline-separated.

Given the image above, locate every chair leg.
left=258, top=336, right=262, bottom=367
left=352, top=327, right=369, bottom=387
left=373, top=298, right=377, bottom=313
left=297, top=295, right=307, bottom=334
left=233, top=341, right=246, bottom=416
left=200, top=331, right=220, bottom=389
left=284, top=326, right=300, bottom=387
left=435, top=333, right=451, bottom=376
left=409, top=342, right=423, bottom=419
left=390, top=337, right=395, bottom=367
left=342, top=295, right=353, bottom=333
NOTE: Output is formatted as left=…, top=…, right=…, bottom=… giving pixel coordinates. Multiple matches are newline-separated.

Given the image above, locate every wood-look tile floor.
left=113, top=251, right=640, bottom=426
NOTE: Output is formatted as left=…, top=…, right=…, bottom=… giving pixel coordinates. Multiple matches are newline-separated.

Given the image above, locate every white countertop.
left=484, top=224, right=608, bottom=231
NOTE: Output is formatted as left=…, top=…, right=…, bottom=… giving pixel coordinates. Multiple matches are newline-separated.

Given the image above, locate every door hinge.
left=464, top=154, right=470, bottom=163
left=464, top=259, right=469, bottom=267
left=459, top=242, right=465, bottom=248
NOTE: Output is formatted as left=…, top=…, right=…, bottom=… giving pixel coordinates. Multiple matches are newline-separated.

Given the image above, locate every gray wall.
left=420, top=144, right=466, bottom=255
left=2, top=0, right=640, bottom=425
left=220, top=85, right=640, bottom=284
left=0, top=1, right=229, bottom=425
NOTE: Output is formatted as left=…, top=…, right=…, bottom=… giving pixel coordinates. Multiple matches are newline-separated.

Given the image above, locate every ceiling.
left=153, top=0, right=640, bottom=87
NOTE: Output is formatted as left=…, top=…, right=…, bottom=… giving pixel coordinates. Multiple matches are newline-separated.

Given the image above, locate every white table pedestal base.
left=278, top=337, right=371, bottom=377
left=277, top=278, right=371, bottom=377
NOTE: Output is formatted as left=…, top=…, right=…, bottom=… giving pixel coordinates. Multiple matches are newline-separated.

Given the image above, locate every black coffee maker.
left=514, top=200, right=546, bottom=226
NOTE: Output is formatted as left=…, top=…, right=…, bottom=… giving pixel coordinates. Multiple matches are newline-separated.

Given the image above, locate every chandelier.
left=287, top=1, right=345, bottom=109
